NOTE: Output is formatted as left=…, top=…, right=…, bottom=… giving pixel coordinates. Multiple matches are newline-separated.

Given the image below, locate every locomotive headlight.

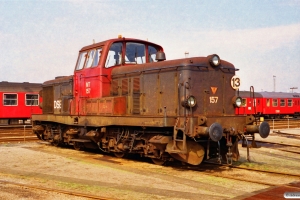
left=187, top=96, right=197, bottom=107
left=233, top=96, right=242, bottom=108
left=182, top=95, right=197, bottom=108
left=209, top=54, right=221, bottom=67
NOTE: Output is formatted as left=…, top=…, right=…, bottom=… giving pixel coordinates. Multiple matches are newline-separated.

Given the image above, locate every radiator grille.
left=111, top=80, right=118, bottom=96
left=122, top=79, right=128, bottom=95
left=132, top=78, right=140, bottom=114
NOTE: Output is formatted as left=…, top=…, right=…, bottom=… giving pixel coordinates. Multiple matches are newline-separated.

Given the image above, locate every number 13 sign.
left=231, top=75, right=240, bottom=90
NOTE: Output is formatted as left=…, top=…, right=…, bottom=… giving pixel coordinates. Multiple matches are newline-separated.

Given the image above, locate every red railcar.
left=0, top=81, right=42, bottom=125
left=236, top=91, right=300, bottom=118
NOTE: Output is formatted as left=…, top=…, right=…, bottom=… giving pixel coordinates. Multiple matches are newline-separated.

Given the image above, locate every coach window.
left=3, top=94, right=17, bottom=106
left=266, top=99, right=270, bottom=107
left=76, top=51, right=88, bottom=70
left=125, top=42, right=145, bottom=64
left=241, top=98, right=246, bottom=107
left=105, top=42, right=122, bottom=68
left=272, top=99, right=278, bottom=107
left=26, top=94, right=39, bottom=106
left=280, top=99, right=285, bottom=107
left=288, top=99, right=292, bottom=107
left=148, top=45, right=158, bottom=63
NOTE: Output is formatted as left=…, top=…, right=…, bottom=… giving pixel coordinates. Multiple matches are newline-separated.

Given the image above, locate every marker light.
left=209, top=54, right=221, bottom=67
left=187, top=96, right=197, bottom=107
left=182, top=95, right=197, bottom=108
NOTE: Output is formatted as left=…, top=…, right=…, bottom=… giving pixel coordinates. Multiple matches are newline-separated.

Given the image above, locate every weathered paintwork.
left=32, top=37, right=270, bottom=165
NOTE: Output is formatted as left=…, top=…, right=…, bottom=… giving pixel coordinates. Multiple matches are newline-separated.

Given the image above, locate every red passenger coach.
left=0, top=81, right=42, bottom=125
left=236, top=91, right=300, bottom=118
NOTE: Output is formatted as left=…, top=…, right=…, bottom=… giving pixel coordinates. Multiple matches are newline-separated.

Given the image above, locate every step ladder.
left=168, top=117, right=187, bottom=154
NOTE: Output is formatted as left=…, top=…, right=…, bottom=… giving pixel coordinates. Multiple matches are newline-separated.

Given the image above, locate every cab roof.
left=79, top=37, right=163, bottom=52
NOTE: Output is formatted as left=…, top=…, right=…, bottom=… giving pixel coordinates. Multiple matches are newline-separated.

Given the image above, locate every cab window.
left=148, top=45, right=158, bottom=63
left=106, top=42, right=123, bottom=68
left=76, top=51, right=88, bottom=70
left=125, top=42, right=145, bottom=64
left=92, top=48, right=102, bottom=67
left=85, top=50, right=96, bottom=68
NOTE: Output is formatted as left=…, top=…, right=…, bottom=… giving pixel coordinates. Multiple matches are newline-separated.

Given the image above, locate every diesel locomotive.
left=32, top=36, right=270, bottom=165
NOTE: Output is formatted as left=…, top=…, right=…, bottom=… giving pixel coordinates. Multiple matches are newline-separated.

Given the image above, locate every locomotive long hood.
left=111, top=56, right=236, bottom=77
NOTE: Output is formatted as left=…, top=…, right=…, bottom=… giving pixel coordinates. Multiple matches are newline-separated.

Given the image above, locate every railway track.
left=176, top=160, right=300, bottom=187
left=266, top=118, right=300, bottom=130
left=0, top=180, right=108, bottom=200
left=272, top=130, right=300, bottom=139
left=0, top=126, right=38, bottom=143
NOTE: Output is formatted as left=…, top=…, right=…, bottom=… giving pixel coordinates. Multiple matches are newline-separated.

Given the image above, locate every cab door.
left=74, top=48, right=102, bottom=115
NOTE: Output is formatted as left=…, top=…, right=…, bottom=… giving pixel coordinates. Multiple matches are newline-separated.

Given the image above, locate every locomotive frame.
left=32, top=36, right=270, bottom=165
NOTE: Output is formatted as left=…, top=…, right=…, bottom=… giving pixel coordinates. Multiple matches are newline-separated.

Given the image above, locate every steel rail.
left=204, top=161, right=300, bottom=178
left=0, top=180, right=109, bottom=200
left=254, top=140, right=300, bottom=148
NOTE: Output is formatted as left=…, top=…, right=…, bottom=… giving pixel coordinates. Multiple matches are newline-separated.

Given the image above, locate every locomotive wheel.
left=51, top=140, right=60, bottom=147
left=36, top=133, right=42, bottom=140
left=166, top=140, right=205, bottom=165
left=73, top=142, right=83, bottom=151
left=114, top=152, right=126, bottom=158
left=151, top=158, right=166, bottom=165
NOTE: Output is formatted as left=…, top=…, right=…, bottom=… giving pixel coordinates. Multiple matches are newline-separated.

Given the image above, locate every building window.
left=272, top=99, right=278, bottom=107
left=3, top=94, right=17, bottom=106
left=26, top=94, right=39, bottom=106
left=288, top=99, right=292, bottom=107
left=280, top=99, right=285, bottom=107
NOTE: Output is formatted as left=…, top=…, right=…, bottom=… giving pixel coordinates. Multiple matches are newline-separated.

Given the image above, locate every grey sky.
left=0, top=0, right=299, bottom=92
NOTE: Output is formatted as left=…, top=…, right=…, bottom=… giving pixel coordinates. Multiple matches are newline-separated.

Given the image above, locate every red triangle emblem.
left=211, top=87, right=218, bottom=94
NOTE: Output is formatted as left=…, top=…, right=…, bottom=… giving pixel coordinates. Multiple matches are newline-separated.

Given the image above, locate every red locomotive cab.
left=72, top=37, right=164, bottom=116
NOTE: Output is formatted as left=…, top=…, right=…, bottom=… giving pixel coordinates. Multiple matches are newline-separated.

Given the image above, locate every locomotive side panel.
left=142, top=72, right=160, bottom=115
left=158, top=71, right=178, bottom=116
left=42, top=86, right=54, bottom=114
left=42, top=76, right=73, bottom=115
